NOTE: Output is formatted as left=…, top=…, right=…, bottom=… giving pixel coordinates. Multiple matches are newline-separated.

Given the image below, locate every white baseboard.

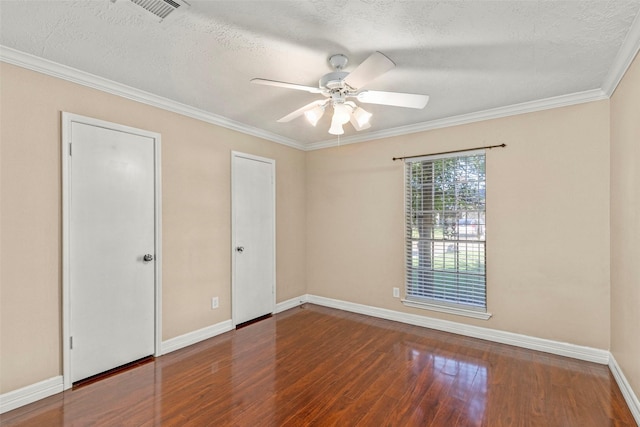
left=0, top=376, right=63, bottom=414
left=161, top=297, right=308, bottom=355
left=609, top=354, right=640, bottom=425
left=275, top=295, right=309, bottom=313
left=1, top=320, right=236, bottom=414
left=160, top=319, right=234, bottom=355
left=306, top=294, right=610, bottom=364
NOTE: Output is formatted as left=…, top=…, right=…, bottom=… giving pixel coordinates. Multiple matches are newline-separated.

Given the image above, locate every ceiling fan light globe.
left=329, top=115, right=345, bottom=135
left=350, top=115, right=371, bottom=131
left=333, top=103, right=351, bottom=125
left=353, top=107, right=372, bottom=127
left=328, top=124, right=344, bottom=135
left=304, top=106, right=325, bottom=126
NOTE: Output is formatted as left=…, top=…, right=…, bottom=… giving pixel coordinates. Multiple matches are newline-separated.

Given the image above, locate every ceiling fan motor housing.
left=319, top=71, right=349, bottom=90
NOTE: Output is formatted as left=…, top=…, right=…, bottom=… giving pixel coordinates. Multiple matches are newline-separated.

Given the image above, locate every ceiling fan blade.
left=251, top=78, right=323, bottom=94
left=357, top=90, right=429, bottom=109
left=277, top=100, right=327, bottom=123
left=343, top=51, right=395, bottom=89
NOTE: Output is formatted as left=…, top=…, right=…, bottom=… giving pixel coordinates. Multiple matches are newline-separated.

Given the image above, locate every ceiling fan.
left=251, top=52, right=429, bottom=136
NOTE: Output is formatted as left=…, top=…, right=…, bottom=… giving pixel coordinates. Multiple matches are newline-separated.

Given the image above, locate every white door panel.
left=232, top=153, right=275, bottom=325
left=69, top=121, right=156, bottom=382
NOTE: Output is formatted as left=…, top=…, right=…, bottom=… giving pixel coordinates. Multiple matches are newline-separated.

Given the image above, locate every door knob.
left=236, top=246, right=244, bottom=253
left=143, top=254, right=154, bottom=261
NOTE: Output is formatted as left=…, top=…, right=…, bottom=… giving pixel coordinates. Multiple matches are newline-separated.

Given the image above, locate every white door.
left=232, top=152, right=275, bottom=325
left=65, top=116, right=159, bottom=384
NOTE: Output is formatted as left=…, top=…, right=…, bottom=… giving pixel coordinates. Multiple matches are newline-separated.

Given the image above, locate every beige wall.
left=2, top=55, right=637, bottom=405
left=0, top=63, right=307, bottom=393
left=610, top=52, right=640, bottom=398
left=306, top=101, right=611, bottom=349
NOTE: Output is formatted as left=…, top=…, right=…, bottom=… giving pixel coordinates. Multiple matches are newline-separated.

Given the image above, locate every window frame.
left=401, top=150, right=492, bottom=320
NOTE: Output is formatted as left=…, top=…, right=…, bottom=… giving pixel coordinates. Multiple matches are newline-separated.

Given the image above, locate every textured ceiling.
left=1, top=0, right=639, bottom=147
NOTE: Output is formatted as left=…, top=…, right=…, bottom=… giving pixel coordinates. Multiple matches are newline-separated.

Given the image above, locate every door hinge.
left=70, top=336, right=73, bottom=349
left=69, top=143, right=72, bottom=156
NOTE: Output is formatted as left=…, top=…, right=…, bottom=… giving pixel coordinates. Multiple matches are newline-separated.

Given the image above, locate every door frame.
left=231, top=151, right=276, bottom=327
left=61, top=112, right=162, bottom=390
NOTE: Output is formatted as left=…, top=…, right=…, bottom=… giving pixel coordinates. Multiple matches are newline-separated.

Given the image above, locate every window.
left=403, top=150, right=490, bottom=319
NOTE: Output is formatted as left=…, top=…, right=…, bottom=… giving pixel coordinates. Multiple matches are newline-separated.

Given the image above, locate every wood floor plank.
left=1, top=304, right=636, bottom=426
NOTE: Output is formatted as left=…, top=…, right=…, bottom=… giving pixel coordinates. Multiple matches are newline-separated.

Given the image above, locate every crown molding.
left=2, top=39, right=634, bottom=153
left=602, top=9, right=640, bottom=97
left=305, top=88, right=608, bottom=150
left=0, top=46, right=306, bottom=151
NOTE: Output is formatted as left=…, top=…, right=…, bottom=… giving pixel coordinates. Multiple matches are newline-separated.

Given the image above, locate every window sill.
left=401, top=299, right=492, bottom=320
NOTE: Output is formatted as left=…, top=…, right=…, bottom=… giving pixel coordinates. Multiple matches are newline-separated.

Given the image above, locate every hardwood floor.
left=1, top=304, right=635, bottom=426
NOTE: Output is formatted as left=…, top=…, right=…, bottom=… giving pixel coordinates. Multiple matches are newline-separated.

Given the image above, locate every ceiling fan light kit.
left=251, top=51, right=429, bottom=136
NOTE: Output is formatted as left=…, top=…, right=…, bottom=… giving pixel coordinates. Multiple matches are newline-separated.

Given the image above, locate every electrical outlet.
left=211, top=297, right=219, bottom=309
left=393, top=287, right=400, bottom=298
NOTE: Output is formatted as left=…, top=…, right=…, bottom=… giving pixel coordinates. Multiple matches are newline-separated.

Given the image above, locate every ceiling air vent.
left=126, top=0, right=189, bottom=22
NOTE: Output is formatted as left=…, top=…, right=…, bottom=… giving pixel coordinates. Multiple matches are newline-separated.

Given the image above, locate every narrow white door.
left=232, top=152, right=275, bottom=325
left=68, top=119, right=156, bottom=383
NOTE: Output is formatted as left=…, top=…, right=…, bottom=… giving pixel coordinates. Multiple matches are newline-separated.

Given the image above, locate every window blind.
left=404, top=151, right=487, bottom=311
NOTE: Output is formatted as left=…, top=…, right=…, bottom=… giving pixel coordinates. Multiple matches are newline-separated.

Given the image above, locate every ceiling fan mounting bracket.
left=328, top=54, right=348, bottom=70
